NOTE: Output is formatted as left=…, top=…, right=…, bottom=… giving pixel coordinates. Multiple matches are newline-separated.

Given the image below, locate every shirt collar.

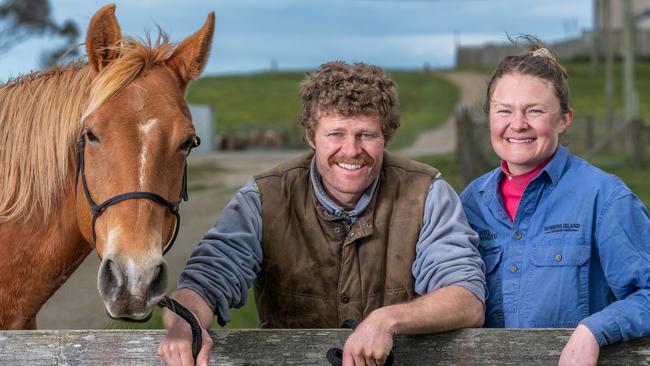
left=309, top=157, right=379, bottom=223
left=500, top=154, right=552, bottom=191
left=540, top=145, right=570, bottom=187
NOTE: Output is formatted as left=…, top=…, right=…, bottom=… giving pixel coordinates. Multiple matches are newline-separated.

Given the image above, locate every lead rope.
left=158, top=296, right=203, bottom=361
left=326, top=319, right=395, bottom=366
left=157, top=144, right=202, bottom=363
left=157, top=157, right=202, bottom=363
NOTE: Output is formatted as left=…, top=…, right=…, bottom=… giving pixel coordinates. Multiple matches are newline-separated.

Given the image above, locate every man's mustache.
left=328, top=152, right=374, bottom=167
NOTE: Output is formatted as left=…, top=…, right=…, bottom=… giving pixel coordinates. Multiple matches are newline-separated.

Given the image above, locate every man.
left=158, top=61, right=486, bottom=366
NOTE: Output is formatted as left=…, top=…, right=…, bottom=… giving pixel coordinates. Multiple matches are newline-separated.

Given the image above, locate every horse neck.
left=0, top=171, right=92, bottom=329
left=0, top=114, right=93, bottom=330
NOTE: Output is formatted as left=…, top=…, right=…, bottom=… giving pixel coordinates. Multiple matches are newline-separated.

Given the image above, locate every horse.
left=0, top=4, right=215, bottom=329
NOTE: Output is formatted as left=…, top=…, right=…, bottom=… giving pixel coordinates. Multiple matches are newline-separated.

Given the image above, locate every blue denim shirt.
left=460, top=146, right=650, bottom=346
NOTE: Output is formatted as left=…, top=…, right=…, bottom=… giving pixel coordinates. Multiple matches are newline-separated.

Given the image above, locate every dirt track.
left=396, top=71, right=487, bottom=158
left=36, top=71, right=486, bottom=329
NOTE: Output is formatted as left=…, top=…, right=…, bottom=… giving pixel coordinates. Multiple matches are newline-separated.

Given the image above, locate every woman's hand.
left=558, top=324, right=600, bottom=366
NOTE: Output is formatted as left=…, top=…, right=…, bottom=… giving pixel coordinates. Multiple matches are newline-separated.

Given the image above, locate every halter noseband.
left=75, top=131, right=195, bottom=255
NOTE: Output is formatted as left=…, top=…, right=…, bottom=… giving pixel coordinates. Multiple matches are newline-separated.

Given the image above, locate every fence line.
left=1, top=328, right=649, bottom=365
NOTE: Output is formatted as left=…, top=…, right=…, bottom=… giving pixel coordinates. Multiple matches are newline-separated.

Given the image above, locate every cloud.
left=0, top=0, right=594, bottom=80
left=208, top=32, right=460, bottom=74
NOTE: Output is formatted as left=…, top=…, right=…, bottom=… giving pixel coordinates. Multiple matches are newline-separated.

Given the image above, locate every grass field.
left=186, top=70, right=458, bottom=149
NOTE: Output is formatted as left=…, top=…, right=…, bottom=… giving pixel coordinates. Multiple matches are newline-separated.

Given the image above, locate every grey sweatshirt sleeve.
left=412, top=178, right=487, bottom=303
left=177, top=180, right=263, bottom=324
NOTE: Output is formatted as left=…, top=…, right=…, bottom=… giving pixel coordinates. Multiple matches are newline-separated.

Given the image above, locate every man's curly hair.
left=298, top=61, right=400, bottom=142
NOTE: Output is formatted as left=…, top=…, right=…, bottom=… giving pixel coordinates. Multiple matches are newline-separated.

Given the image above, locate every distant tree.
left=0, top=0, right=79, bottom=67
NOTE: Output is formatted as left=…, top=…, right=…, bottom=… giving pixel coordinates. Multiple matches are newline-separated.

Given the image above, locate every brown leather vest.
left=253, top=151, right=439, bottom=328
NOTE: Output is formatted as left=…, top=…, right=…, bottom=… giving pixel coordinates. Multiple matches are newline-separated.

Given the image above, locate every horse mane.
left=0, top=33, right=175, bottom=223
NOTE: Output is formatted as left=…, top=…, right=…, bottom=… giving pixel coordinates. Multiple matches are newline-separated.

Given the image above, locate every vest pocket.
left=526, top=239, right=590, bottom=327
left=479, top=246, right=505, bottom=327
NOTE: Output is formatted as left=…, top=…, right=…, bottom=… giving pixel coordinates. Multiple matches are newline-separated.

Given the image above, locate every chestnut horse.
left=0, top=4, right=214, bottom=329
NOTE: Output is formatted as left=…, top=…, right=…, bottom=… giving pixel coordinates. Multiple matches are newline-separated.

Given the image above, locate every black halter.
left=75, top=130, right=204, bottom=361
left=75, top=131, right=192, bottom=255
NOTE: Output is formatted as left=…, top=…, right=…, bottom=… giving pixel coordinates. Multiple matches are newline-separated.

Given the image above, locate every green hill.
left=186, top=70, right=459, bottom=149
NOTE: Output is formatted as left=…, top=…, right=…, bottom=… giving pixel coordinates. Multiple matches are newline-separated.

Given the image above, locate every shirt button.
left=341, top=295, right=350, bottom=304
left=510, top=265, right=519, bottom=273
left=334, top=227, right=341, bottom=233
left=555, top=254, right=563, bottom=262
left=514, top=231, right=522, bottom=240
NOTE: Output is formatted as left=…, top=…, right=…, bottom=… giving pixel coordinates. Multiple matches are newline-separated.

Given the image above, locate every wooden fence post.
left=455, top=105, right=492, bottom=186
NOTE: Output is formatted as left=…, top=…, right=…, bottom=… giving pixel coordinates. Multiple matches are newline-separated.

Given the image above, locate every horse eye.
left=180, top=136, right=199, bottom=152
left=86, top=130, right=100, bottom=143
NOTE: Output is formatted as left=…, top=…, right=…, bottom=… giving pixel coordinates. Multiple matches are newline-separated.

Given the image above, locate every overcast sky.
left=0, top=0, right=592, bottom=81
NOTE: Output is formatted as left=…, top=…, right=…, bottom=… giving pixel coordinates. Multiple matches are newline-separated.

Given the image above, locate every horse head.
left=76, top=4, right=214, bottom=321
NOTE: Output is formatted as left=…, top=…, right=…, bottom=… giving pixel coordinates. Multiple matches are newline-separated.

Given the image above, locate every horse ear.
left=86, top=4, right=122, bottom=73
left=167, top=12, right=215, bottom=85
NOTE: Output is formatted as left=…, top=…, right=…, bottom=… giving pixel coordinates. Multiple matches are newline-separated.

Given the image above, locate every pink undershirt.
left=499, top=156, right=552, bottom=222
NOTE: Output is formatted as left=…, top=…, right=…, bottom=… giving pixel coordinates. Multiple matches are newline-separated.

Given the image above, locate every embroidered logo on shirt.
left=479, top=230, right=498, bottom=246
left=544, top=223, right=581, bottom=234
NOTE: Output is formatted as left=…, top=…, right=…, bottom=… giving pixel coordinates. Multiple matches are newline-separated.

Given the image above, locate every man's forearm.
left=374, top=285, right=484, bottom=335
left=163, top=288, right=215, bottom=330
left=342, top=285, right=484, bottom=365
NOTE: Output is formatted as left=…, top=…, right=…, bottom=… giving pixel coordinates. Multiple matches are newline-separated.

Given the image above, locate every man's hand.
left=558, top=324, right=600, bottom=366
left=341, top=286, right=483, bottom=365
left=157, top=317, right=212, bottom=366
left=157, top=289, right=216, bottom=366
left=342, top=308, right=394, bottom=366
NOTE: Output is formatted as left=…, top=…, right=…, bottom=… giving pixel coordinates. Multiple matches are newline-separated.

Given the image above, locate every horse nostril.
left=148, top=261, right=168, bottom=300
left=98, top=258, right=124, bottom=300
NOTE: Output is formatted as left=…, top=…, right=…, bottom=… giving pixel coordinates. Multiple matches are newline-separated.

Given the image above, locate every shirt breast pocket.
left=479, top=245, right=505, bottom=327
left=526, top=239, right=591, bottom=327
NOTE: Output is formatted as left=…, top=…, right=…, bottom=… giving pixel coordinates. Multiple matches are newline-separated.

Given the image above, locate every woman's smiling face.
left=489, top=72, right=573, bottom=175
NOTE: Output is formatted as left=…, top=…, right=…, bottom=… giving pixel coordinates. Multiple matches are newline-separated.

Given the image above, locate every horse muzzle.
left=97, top=254, right=168, bottom=321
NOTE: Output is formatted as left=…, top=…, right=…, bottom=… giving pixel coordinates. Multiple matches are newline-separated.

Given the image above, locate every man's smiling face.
left=308, top=112, right=385, bottom=209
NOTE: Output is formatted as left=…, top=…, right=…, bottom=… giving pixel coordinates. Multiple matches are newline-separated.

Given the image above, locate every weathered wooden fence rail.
left=1, top=329, right=649, bottom=365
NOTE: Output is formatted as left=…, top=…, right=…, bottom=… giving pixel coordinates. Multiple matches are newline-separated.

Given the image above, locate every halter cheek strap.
left=75, top=133, right=190, bottom=255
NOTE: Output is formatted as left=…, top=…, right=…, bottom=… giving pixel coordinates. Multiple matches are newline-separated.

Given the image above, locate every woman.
left=460, top=41, right=650, bottom=365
